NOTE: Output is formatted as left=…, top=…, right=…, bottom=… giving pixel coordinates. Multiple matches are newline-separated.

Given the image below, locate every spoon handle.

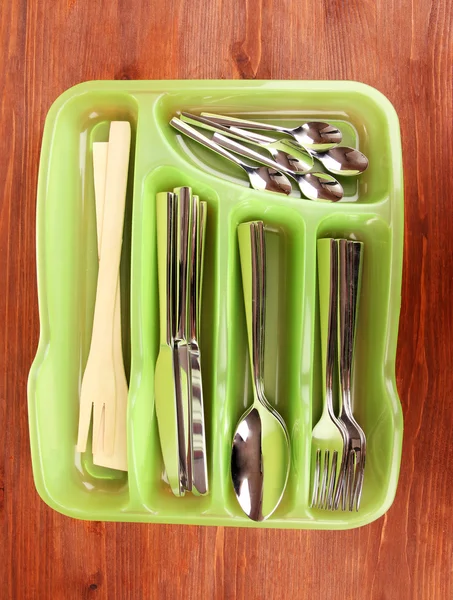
left=238, top=221, right=266, bottom=400
left=213, top=133, right=290, bottom=174
left=170, top=117, right=249, bottom=169
left=180, top=112, right=277, bottom=145
left=256, top=222, right=266, bottom=386
left=201, top=112, right=286, bottom=134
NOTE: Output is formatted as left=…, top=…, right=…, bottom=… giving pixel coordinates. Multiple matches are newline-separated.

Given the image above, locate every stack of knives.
left=155, top=186, right=208, bottom=496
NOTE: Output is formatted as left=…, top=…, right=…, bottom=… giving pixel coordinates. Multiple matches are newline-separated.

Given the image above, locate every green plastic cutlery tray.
left=28, top=80, right=404, bottom=529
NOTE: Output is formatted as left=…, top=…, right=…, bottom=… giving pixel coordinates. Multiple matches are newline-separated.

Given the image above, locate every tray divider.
left=126, top=102, right=161, bottom=509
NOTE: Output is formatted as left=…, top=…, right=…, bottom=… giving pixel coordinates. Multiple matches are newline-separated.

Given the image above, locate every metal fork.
left=334, top=239, right=366, bottom=511
left=311, top=239, right=349, bottom=510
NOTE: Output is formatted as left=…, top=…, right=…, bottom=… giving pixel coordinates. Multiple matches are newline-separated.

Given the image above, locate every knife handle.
left=174, top=187, right=192, bottom=340
left=188, top=195, right=200, bottom=342
left=197, top=202, right=207, bottom=334
left=156, top=192, right=175, bottom=345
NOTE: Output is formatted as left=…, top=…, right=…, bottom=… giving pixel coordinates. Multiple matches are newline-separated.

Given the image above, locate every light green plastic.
left=27, top=80, right=404, bottom=529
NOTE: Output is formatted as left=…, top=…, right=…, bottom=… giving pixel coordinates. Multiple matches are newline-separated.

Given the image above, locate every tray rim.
left=27, top=78, right=404, bottom=529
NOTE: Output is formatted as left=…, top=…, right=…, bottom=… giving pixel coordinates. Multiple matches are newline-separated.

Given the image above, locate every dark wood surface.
left=1, top=1, right=452, bottom=598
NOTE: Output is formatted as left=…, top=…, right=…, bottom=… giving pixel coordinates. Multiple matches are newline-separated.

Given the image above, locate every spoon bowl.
left=247, top=166, right=293, bottom=194
left=311, top=146, right=369, bottom=176
left=281, top=140, right=369, bottom=177
left=290, top=122, right=342, bottom=152
left=295, top=172, right=344, bottom=202
left=232, top=405, right=290, bottom=521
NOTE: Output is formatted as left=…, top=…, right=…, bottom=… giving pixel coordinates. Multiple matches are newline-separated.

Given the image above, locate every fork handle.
left=338, top=239, right=363, bottom=414
left=317, top=238, right=339, bottom=420
left=90, top=122, right=131, bottom=345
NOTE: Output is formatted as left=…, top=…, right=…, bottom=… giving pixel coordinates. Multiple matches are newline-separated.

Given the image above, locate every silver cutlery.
left=201, top=112, right=342, bottom=152
left=213, top=133, right=344, bottom=202
left=305, top=146, right=368, bottom=177
left=218, top=126, right=369, bottom=177
left=155, top=187, right=209, bottom=497
left=311, top=239, right=349, bottom=510
left=179, top=112, right=314, bottom=173
left=311, top=238, right=366, bottom=511
left=188, top=194, right=208, bottom=495
left=231, top=221, right=290, bottom=521
left=335, top=239, right=366, bottom=510
left=170, top=118, right=292, bottom=195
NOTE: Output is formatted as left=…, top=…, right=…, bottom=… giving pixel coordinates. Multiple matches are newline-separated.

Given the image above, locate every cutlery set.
left=76, top=111, right=368, bottom=520
left=30, top=80, right=404, bottom=528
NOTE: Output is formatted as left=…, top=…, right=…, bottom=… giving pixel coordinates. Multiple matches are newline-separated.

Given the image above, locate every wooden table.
left=1, top=1, right=452, bottom=598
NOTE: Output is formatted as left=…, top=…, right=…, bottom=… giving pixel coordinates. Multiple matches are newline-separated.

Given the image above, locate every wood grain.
left=1, top=0, right=452, bottom=598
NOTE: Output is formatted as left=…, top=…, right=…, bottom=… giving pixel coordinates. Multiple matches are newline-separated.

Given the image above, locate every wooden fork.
left=76, top=121, right=131, bottom=457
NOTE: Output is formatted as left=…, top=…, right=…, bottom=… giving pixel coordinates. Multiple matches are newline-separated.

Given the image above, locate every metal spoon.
left=201, top=112, right=342, bottom=152
left=213, top=133, right=344, bottom=202
left=232, top=221, right=290, bottom=521
left=309, top=146, right=368, bottom=176
left=179, top=112, right=314, bottom=173
left=225, top=127, right=369, bottom=177
left=170, top=118, right=292, bottom=195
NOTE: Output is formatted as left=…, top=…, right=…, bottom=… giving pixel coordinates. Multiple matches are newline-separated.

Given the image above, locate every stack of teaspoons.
left=170, top=111, right=369, bottom=201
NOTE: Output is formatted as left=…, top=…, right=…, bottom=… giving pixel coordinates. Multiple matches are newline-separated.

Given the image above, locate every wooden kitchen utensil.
left=76, top=121, right=131, bottom=457
left=91, top=141, right=128, bottom=471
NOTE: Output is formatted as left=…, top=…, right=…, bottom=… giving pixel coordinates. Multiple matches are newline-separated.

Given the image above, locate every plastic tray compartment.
left=28, top=80, right=404, bottom=529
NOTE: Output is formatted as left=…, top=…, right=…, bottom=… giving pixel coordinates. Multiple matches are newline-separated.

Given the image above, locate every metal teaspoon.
left=232, top=221, right=290, bottom=521
left=201, top=112, right=342, bottom=152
